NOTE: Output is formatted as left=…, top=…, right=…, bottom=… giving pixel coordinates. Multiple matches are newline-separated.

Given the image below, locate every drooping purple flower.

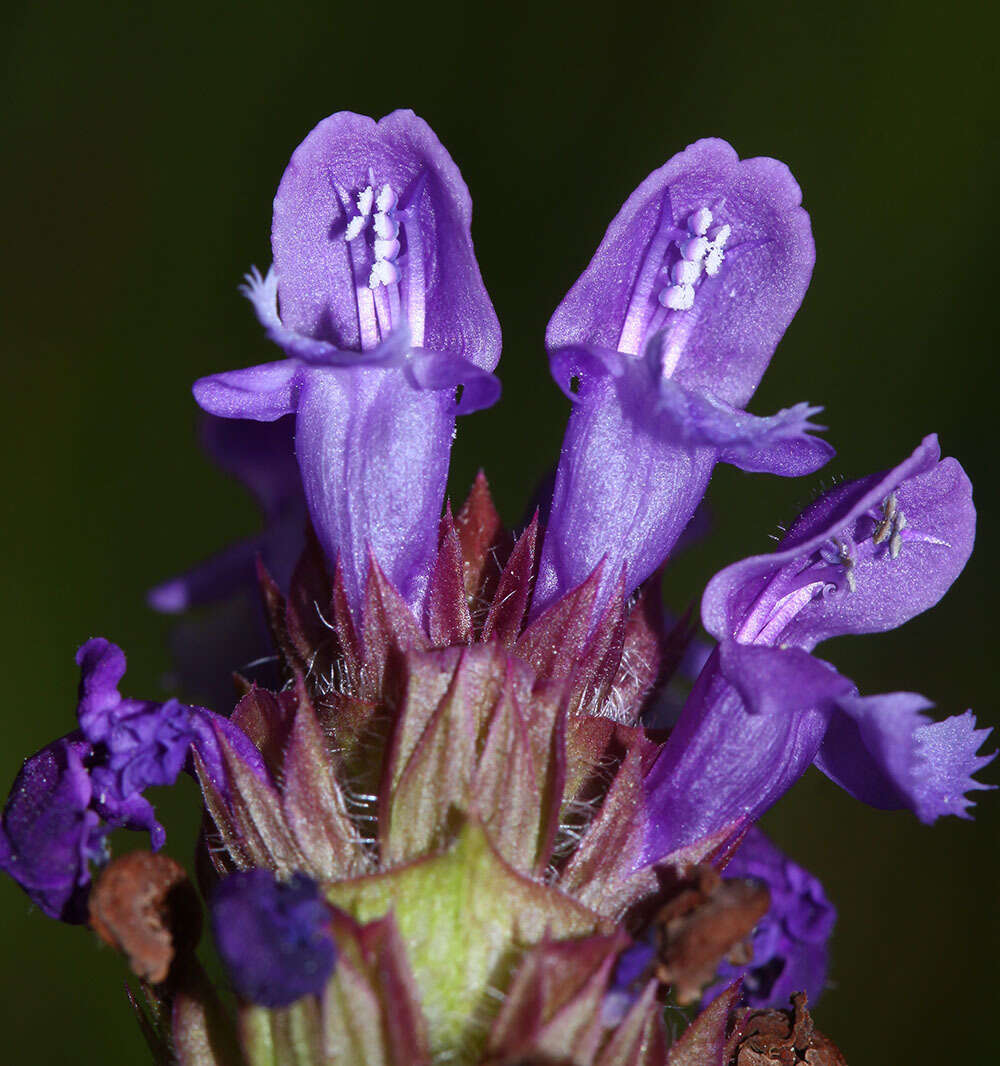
left=75, top=638, right=198, bottom=848
left=193, top=110, right=502, bottom=621
left=0, top=736, right=106, bottom=922
left=705, top=828, right=835, bottom=1009
left=0, top=638, right=267, bottom=921
left=533, top=139, right=831, bottom=615
left=642, top=436, right=983, bottom=864
left=210, top=869, right=336, bottom=1007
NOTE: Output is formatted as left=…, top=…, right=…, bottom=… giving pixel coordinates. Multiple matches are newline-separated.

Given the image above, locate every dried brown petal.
left=652, top=865, right=769, bottom=1005
left=89, top=851, right=201, bottom=984
left=728, top=993, right=848, bottom=1066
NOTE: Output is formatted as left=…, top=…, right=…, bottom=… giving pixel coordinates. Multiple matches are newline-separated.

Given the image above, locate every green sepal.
left=326, top=817, right=609, bottom=1057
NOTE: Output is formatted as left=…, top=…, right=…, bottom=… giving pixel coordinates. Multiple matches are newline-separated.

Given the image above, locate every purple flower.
left=642, top=436, right=987, bottom=864
left=706, top=828, right=835, bottom=1009
left=149, top=414, right=306, bottom=613
left=0, top=638, right=266, bottom=921
left=0, top=736, right=106, bottom=922
left=210, top=869, right=336, bottom=1007
left=533, top=139, right=831, bottom=615
left=193, top=111, right=502, bottom=621
left=702, top=434, right=975, bottom=651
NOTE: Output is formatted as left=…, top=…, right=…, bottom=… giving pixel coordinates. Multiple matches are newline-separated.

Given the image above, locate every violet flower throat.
left=1, top=110, right=992, bottom=1065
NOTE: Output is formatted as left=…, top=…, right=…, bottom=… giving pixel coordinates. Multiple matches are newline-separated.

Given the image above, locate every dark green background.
left=2, top=1, right=997, bottom=1061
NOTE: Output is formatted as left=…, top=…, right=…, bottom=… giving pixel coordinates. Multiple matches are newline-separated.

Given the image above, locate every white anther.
left=368, top=258, right=399, bottom=288
left=660, top=284, right=695, bottom=311
left=704, top=223, right=732, bottom=276
left=890, top=531, right=903, bottom=559
left=376, top=184, right=397, bottom=212
left=708, top=222, right=731, bottom=246
left=671, top=259, right=701, bottom=286
left=705, top=245, right=725, bottom=276
left=373, top=212, right=399, bottom=240
left=680, top=236, right=709, bottom=262
left=344, top=215, right=366, bottom=242
left=896, top=511, right=907, bottom=530
left=374, top=237, right=400, bottom=261
left=356, top=185, right=374, bottom=216
left=688, top=207, right=713, bottom=236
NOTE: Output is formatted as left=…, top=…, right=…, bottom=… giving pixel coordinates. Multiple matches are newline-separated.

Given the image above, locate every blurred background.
left=1, top=0, right=997, bottom=1060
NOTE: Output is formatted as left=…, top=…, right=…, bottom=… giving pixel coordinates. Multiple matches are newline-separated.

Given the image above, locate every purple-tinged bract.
left=193, top=110, right=502, bottom=622
left=210, top=869, right=336, bottom=1007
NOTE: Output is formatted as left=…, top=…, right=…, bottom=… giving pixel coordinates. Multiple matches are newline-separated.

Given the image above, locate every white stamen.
left=660, top=284, right=695, bottom=311
left=344, top=215, right=366, bottom=242
left=374, top=237, right=400, bottom=261
left=373, top=212, right=399, bottom=240
left=705, top=245, right=725, bottom=276
left=376, top=183, right=397, bottom=212
left=671, top=259, right=701, bottom=286
left=680, top=236, right=709, bottom=262
left=704, top=223, right=731, bottom=276
left=369, top=258, right=399, bottom=289
left=688, top=207, right=713, bottom=236
left=708, top=222, right=731, bottom=245
left=356, top=185, right=374, bottom=216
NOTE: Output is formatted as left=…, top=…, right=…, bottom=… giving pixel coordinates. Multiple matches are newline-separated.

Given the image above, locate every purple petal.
left=652, top=372, right=832, bottom=476
left=271, top=109, right=500, bottom=369
left=198, top=413, right=301, bottom=520
left=546, top=138, right=814, bottom=406
left=815, top=693, right=996, bottom=823
left=706, top=828, right=835, bottom=1009
left=703, top=435, right=975, bottom=650
left=193, top=361, right=302, bottom=421
left=640, top=644, right=852, bottom=865
left=406, top=350, right=502, bottom=413
left=148, top=533, right=275, bottom=613
left=0, top=735, right=106, bottom=922
left=210, top=869, right=336, bottom=1007
left=294, top=364, right=453, bottom=619
left=149, top=414, right=307, bottom=613
left=532, top=372, right=716, bottom=615
left=75, top=637, right=126, bottom=740
left=536, top=141, right=820, bottom=615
